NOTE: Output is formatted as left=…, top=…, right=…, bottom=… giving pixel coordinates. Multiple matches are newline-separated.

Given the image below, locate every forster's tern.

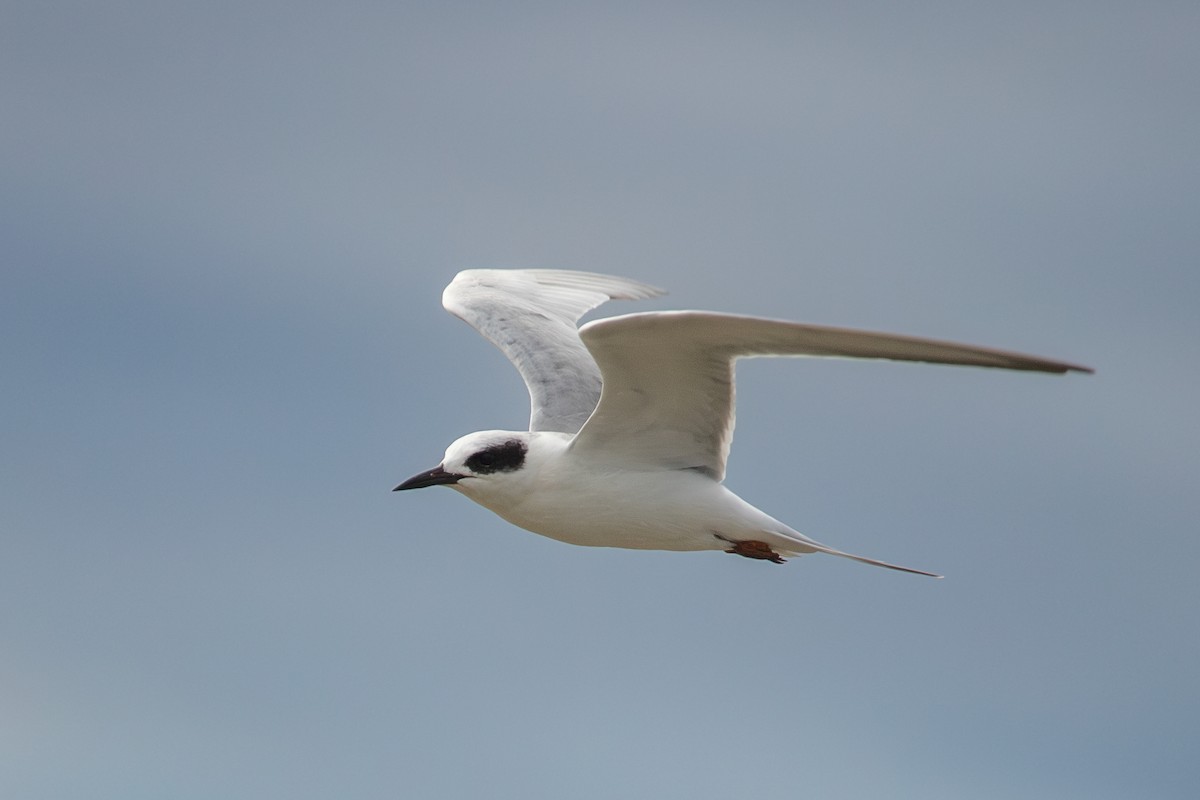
left=396, top=269, right=1091, bottom=576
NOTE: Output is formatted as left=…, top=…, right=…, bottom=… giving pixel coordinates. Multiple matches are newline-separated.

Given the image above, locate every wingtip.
left=624, top=283, right=668, bottom=301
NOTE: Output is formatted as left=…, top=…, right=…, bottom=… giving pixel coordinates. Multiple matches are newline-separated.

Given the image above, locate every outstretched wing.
left=572, top=311, right=1092, bottom=481
left=442, top=269, right=665, bottom=433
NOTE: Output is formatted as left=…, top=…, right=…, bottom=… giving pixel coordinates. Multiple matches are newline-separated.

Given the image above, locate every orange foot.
left=718, top=537, right=786, bottom=564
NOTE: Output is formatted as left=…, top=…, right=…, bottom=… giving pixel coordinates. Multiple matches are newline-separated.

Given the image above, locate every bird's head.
left=393, top=430, right=538, bottom=506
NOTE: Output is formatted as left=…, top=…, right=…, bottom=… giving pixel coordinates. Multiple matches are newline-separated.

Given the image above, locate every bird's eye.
left=464, top=440, right=527, bottom=474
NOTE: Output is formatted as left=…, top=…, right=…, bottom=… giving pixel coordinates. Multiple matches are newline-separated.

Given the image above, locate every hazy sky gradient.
left=3, top=2, right=1198, bottom=798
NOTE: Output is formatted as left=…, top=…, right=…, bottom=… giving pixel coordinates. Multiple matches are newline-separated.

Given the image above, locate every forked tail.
left=810, top=542, right=941, bottom=578
left=774, top=532, right=942, bottom=578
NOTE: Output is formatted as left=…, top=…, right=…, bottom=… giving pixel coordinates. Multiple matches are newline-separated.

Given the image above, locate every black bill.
left=392, top=465, right=464, bottom=491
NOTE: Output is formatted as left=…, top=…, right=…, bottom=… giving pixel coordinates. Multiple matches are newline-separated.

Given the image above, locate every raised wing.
left=442, top=269, right=665, bottom=433
left=571, top=311, right=1092, bottom=481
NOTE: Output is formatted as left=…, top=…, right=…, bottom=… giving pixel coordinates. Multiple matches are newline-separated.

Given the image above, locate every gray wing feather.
left=573, top=311, right=1092, bottom=480
left=442, top=269, right=665, bottom=433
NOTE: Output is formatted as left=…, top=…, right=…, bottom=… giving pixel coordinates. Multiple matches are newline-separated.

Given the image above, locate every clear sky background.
left=3, top=2, right=1197, bottom=798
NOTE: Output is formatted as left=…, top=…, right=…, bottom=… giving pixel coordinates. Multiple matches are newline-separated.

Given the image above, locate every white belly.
left=462, top=466, right=787, bottom=552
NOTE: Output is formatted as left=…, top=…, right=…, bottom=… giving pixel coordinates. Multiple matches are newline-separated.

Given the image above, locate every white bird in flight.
left=395, top=269, right=1091, bottom=576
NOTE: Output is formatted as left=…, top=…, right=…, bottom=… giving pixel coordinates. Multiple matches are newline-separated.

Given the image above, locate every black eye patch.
left=464, top=439, right=527, bottom=474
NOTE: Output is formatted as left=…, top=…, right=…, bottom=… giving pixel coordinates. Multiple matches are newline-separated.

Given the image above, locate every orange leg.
left=713, top=534, right=786, bottom=564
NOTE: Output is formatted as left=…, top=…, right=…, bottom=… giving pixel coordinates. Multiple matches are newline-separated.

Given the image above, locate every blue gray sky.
left=3, top=2, right=1198, bottom=798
